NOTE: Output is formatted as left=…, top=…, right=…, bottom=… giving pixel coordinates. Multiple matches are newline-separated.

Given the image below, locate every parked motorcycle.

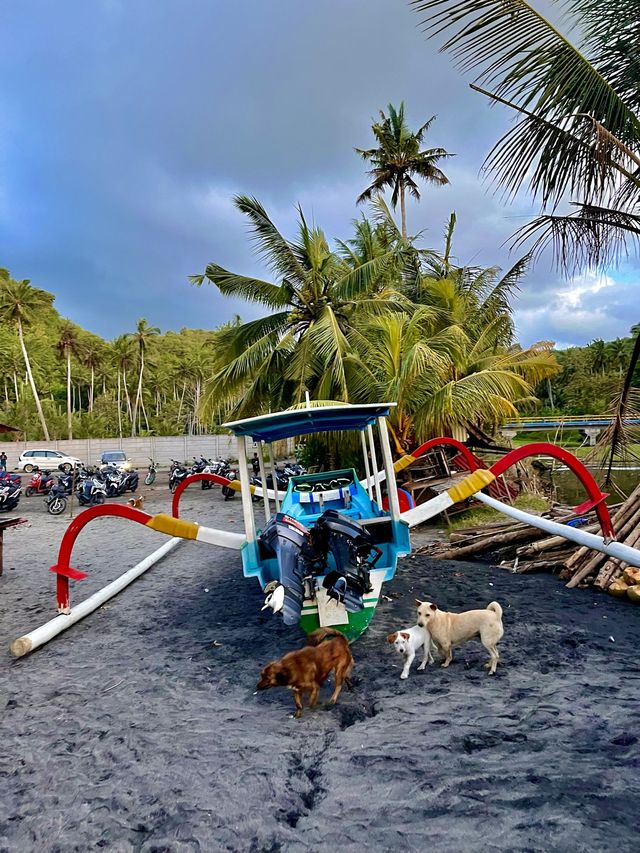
left=121, top=469, right=139, bottom=492
left=201, top=457, right=232, bottom=490
left=46, top=479, right=68, bottom=515
left=221, top=468, right=239, bottom=501
left=0, top=479, right=21, bottom=512
left=144, top=458, right=157, bottom=486
left=76, top=473, right=107, bottom=506
left=169, top=460, right=189, bottom=493
left=25, top=468, right=55, bottom=497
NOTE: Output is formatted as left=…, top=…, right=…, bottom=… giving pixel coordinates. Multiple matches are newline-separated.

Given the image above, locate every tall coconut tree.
left=0, top=270, right=52, bottom=440
left=129, top=319, right=160, bottom=436
left=111, top=334, right=136, bottom=434
left=82, top=337, right=104, bottom=413
left=56, top=320, right=82, bottom=439
left=356, top=102, right=452, bottom=238
left=411, top=0, right=640, bottom=473
left=191, top=195, right=406, bottom=419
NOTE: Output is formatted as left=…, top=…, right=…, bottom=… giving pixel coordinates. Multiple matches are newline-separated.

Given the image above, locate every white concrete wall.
left=1, top=434, right=296, bottom=469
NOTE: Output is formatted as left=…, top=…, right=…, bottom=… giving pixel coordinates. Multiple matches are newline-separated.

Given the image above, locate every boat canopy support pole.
left=378, top=416, right=400, bottom=521
left=237, top=435, right=256, bottom=543
left=256, top=440, right=270, bottom=523
left=368, top=425, right=382, bottom=507
left=361, top=429, right=373, bottom=501
left=269, top=443, right=280, bottom=511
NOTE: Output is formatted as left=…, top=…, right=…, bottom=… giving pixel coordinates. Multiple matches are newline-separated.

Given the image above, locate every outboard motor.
left=313, top=510, right=381, bottom=612
left=259, top=513, right=310, bottom=625
left=258, top=509, right=382, bottom=623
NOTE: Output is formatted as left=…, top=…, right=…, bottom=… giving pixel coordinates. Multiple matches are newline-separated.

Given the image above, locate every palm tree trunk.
left=132, top=352, right=144, bottom=436
left=13, top=371, right=19, bottom=402
left=17, top=319, right=50, bottom=440
left=67, top=349, right=73, bottom=440
left=89, top=366, right=95, bottom=412
left=117, top=369, right=123, bottom=438
left=123, top=368, right=132, bottom=419
left=399, top=181, right=407, bottom=239
left=605, top=331, right=640, bottom=484
left=3, top=378, right=8, bottom=404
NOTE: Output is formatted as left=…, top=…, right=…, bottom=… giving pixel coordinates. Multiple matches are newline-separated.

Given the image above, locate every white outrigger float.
left=11, top=401, right=640, bottom=657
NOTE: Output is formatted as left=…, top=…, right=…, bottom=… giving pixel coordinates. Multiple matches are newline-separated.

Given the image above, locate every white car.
left=97, top=450, right=133, bottom=471
left=18, top=449, right=83, bottom=473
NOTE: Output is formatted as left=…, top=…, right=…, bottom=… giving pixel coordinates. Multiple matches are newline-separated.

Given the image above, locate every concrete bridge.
left=501, top=416, right=640, bottom=445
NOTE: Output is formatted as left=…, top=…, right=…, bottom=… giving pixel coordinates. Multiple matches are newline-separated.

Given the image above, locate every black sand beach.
left=2, top=490, right=639, bottom=852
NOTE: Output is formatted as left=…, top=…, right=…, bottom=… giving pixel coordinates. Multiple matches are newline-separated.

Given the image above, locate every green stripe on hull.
left=299, top=605, right=377, bottom=642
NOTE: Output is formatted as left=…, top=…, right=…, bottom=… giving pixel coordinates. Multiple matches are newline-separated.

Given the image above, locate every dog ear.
left=430, top=603, right=438, bottom=611
left=415, top=599, right=423, bottom=607
left=275, top=668, right=289, bottom=686
left=386, top=632, right=397, bottom=644
left=400, top=631, right=410, bottom=640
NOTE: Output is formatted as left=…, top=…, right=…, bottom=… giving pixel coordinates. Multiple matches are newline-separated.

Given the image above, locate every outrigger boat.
left=223, top=403, right=411, bottom=640
left=12, top=399, right=640, bottom=658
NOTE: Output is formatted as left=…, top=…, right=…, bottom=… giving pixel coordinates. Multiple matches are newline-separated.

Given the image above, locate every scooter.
left=144, top=458, right=157, bottom=486
left=169, top=460, right=189, bottom=493
left=76, top=474, right=107, bottom=506
left=0, top=479, right=21, bottom=511
left=25, top=468, right=55, bottom=497
left=221, top=468, right=239, bottom=501
left=121, top=469, right=139, bottom=492
left=46, top=479, right=68, bottom=515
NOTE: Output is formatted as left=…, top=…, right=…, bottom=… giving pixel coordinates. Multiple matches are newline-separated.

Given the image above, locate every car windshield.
left=102, top=452, right=126, bottom=462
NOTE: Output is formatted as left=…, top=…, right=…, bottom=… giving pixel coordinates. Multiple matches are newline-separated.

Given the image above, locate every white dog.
left=416, top=599, right=504, bottom=675
left=386, top=625, right=435, bottom=679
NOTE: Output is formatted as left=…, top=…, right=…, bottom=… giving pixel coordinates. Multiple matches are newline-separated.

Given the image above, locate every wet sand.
left=1, top=487, right=639, bottom=852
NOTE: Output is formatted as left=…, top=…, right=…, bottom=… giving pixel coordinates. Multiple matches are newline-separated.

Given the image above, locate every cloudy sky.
left=0, top=0, right=636, bottom=347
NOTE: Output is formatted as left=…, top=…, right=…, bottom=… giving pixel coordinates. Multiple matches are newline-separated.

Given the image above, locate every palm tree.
left=347, top=289, right=557, bottom=449
left=0, top=271, right=52, bottom=440
left=191, top=195, right=405, bottom=419
left=56, top=320, right=82, bottom=439
left=111, top=335, right=136, bottom=435
left=412, top=0, right=640, bottom=473
left=82, top=338, right=103, bottom=413
left=129, top=319, right=160, bottom=436
left=356, top=102, right=452, bottom=238
left=606, top=339, right=628, bottom=376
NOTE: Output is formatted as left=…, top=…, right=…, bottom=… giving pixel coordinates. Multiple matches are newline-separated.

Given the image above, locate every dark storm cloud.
left=0, top=0, right=636, bottom=344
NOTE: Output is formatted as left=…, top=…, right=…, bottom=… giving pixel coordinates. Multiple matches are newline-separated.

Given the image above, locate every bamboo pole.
left=11, top=537, right=183, bottom=658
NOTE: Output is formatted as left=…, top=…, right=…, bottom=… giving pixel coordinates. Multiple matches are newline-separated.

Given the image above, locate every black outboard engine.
left=258, top=509, right=382, bottom=623
left=313, top=510, right=381, bottom=611
left=259, top=513, right=310, bottom=625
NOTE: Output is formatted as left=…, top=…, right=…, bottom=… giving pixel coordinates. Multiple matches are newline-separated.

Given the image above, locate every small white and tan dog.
left=416, top=599, right=504, bottom=675
left=386, top=625, right=435, bottom=679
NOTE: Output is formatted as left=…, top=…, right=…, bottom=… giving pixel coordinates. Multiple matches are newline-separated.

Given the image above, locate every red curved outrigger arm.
left=51, top=504, right=154, bottom=612
left=410, top=437, right=480, bottom=472
left=405, top=438, right=613, bottom=538
left=489, top=443, right=613, bottom=538
left=171, top=472, right=238, bottom=518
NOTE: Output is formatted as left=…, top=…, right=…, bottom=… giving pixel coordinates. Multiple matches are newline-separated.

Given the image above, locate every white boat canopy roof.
left=223, top=403, right=396, bottom=443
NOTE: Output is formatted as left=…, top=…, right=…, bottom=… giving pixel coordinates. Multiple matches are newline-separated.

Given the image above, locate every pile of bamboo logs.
left=417, top=484, right=640, bottom=600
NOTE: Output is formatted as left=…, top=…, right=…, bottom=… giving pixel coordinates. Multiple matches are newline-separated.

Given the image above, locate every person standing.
left=0, top=451, right=7, bottom=471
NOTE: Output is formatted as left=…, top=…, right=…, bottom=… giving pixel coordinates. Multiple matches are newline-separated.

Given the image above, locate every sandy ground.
left=1, top=483, right=639, bottom=852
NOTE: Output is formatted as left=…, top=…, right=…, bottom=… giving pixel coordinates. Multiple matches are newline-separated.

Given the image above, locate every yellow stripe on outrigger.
left=393, top=454, right=416, bottom=473
left=447, top=469, right=495, bottom=504
left=226, top=480, right=255, bottom=493
left=146, top=513, right=199, bottom=540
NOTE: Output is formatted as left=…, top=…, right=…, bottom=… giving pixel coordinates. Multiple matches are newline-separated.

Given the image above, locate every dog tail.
left=487, top=601, right=502, bottom=618
left=306, top=627, right=348, bottom=647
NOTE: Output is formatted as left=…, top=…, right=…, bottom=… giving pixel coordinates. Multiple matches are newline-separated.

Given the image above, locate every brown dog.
left=256, top=627, right=353, bottom=718
left=127, top=495, right=145, bottom=509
